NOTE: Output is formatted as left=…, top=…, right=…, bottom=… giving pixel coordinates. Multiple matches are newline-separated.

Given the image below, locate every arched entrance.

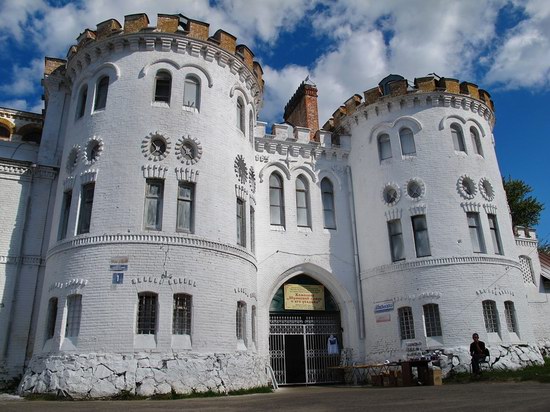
left=269, top=274, right=342, bottom=385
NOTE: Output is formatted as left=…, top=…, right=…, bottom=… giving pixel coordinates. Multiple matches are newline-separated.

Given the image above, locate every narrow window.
left=137, top=292, right=157, bottom=334
left=378, top=133, right=392, bottom=160
left=269, top=173, right=285, bottom=226
left=58, top=190, right=72, bottom=240
left=482, top=300, right=499, bottom=334
left=249, top=110, right=254, bottom=144
left=251, top=305, right=257, bottom=345
left=93, top=76, right=109, bottom=111
left=250, top=206, right=255, bottom=254
left=398, top=306, right=415, bottom=340
left=65, top=294, right=82, bottom=338
left=236, top=301, right=246, bottom=341
left=144, top=179, right=164, bottom=230
left=470, top=127, right=483, bottom=157
left=296, top=175, right=310, bottom=227
left=519, top=256, right=535, bottom=284
left=237, top=98, right=245, bottom=132
left=412, top=215, right=431, bottom=257
left=176, top=182, right=194, bottom=233
left=77, top=183, right=95, bottom=235
left=76, top=85, right=88, bottom=119
left=172, top=294, right=192, bottom=335
left=399, top=128, right=416, bottom=156
left=423, top=304, right=442, bottom=337
left=46, top=297, right=58, bottom=339
left=154, top=70, right=171, bottom=103
left=183, top=75, right=200, bottom=109
left=388, top=219, right=405, bottom=261
left=321, top=178, right=336, bottom=229
left=504, top=301, right=517, bottom=333
left=467, top=212, right=485, bottom=253
left=237, top=198, right=246, bottom=247
left=488, top=214, right=503, bottom=255
left=450, top=123, right=466, bottom=152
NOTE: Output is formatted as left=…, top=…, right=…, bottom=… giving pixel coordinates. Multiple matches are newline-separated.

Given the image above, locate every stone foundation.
left=436, top=343, right=544, bottom=376
left=19, top=352, right=269, bottom=398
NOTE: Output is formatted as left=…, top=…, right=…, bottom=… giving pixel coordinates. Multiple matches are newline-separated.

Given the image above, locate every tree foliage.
left=502, top=177, right=544, bottom=228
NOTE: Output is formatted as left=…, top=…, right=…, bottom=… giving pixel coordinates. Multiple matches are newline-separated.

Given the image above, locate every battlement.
left=58, top=12, right=263, bottom=89
left=323, top=74, right=495, bottom=132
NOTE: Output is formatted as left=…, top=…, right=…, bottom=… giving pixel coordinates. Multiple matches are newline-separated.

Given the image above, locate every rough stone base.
left=435, top=343, right=544, bottom=376
left=18, top=351, right=269, bottom=399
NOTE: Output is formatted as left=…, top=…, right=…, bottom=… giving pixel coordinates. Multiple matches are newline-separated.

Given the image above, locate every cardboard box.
left=432, top=369, right=442, bottom=386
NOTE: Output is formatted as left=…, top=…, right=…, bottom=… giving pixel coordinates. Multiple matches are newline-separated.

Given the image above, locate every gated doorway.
left=269, top=275, right=342, bottom=385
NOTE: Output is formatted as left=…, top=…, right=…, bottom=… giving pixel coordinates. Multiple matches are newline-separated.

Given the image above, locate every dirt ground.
left=1, top=381, right=550, bottom=411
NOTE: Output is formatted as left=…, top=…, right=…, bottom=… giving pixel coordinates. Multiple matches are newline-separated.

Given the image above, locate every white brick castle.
left=1, top=13, right=549, bottom=397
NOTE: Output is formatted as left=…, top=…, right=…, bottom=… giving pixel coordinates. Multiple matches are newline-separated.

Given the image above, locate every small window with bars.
left=172, top=294, right=192, bottom=335
left=519, top=256, right=535, bottom=284
left=482, top=300, right=499, bottom=334
left=398, top=306, right=415, bottom=340
left=423, top=304, right=442, bottom=337
left=65, top=294, right=82, bottom=338
left=236, top=301, right=247, bottom=341
left=504, top=301, right=518, bottom=333
left=137, top=292, right=157, bottom=335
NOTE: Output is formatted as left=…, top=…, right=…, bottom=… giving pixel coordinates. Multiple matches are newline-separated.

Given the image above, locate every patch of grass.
left=444, top=357, right=550, bottom=384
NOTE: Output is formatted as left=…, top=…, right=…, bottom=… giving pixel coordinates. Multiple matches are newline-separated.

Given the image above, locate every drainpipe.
left=346, top=166, right=365, bottom=339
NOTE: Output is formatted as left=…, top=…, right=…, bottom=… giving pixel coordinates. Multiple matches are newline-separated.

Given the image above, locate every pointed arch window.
left=154, top=70, right=171, bottom=103
left=296, top=175, right=310, bottom=227
left=184, top=75, right=200, bottom=109
left=321, top=178, right=336, bottom=229
left=470, top=127, right=483, bottom=157
left=378, top=133, right=392, bottom=160
left=399, top=128, right=416, bottom=156
left=451, top=123, right=466, bottom=152
left=94, top=76, right=109, bottom=111
left=269, top=173, right=285, bottom=226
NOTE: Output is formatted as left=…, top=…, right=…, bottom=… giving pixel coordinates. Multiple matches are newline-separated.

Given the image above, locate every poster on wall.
left=284, top=284, right=325, bottom=310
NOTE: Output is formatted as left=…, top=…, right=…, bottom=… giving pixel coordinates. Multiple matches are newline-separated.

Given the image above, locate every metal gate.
left=269, top=312, right=342, bottom=385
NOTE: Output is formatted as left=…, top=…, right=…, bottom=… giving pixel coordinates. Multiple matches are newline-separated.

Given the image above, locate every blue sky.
left=1, top=0, right=549, bottom=243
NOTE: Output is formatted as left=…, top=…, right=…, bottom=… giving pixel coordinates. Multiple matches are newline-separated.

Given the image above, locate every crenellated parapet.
left=46, top=13, right=264, bottom=108
left=323, top=74, right=495, bottom=133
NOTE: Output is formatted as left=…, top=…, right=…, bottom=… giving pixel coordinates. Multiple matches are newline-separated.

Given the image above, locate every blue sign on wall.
left=112, top=273, right=124, bottom=284
left=374, top=301, right=394, bottom=313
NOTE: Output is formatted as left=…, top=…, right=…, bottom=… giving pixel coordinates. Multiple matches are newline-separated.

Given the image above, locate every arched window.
left=76, top=85, right=88, bottom=119
left=22, top=129, right=41, bottom=144
left=154, top=70, right=171, bottom=103
left=236, top=301, right=247, bottom=342
left=65, top=294, right=82, bottom=338
left=482, top=300, right=499, bottom=334
left=504, top=301, right=518, bottom=333
left=46, top=297, right=58, bottom=339
left=93, top=76, right=109, bottom=111
left=236, top=97, right=245, bottom=132
left=321, top=178, right=336, bottom=229
left=398, top=306, right=415, bottom=340
left=470, top=127, right=483, bottom=157
left=269, top=173, right=285, bottom=226
left=378, top=133, right=392, bottom=160
left=249, top=110, right=254, bottom=144
left=399, top=128, right=416, bottom=156
left=183, top=75, right=200, bottom=109
left=0, top=124, right=10, bottom=139
left=137, top=292, right=158, bottom=335
left=173, top=293, right=192, bottom=335
left=295, top=175, right=310, bottom=227
left=423, top=303, right=442, bottom=337
left=450, top=123, right=466, bottom=152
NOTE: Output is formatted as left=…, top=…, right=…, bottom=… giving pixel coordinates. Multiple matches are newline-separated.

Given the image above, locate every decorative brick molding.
left=48, top=233, right=257, bottom=267
left=385, top=208, right=402, bottom=221
left=483, top=203, right=498, bottom=214
left=49, top=278, right=88, bottom=292
left=63, top=176, right=75, bottom=191
left=0, top=255, right=44, bottom=266
left=142, top=164, right=168, bottom=179
left=475, top=287, right=515, bottom=296
left=461, top=201, right=481, bottom=213
left=80, top=169, right=98, bottom=184
left=235, top=184, right=248, bottom=200
left=365, top=255, right=521, bottom=278
left=0, top=163, right=30, bottom=177
left=175, top=167, right=199, bottom=182
left=409, top=204, right=427, bottom=216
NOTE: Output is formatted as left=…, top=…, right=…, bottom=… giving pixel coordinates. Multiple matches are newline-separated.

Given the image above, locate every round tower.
left=21, top=13, right=266, bottom=397
left=329, top=75, right=536, bottom=361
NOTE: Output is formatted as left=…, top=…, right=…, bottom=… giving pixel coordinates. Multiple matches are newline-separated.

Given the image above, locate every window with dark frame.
left=237, top=198, right=246, bottom=247
left=65, top=294, right=82, bottom=338
left=144, top=179, right=164, bottom=230
left=321, top=178, right=336, bottom=229
left=470, top=127, right=483, bottom=157
left=76, top=85, right=88, bottom=119
left=269, top=173, right=285, bottom=226
left=236, top=301, right=246, bottom=341
left=423, top=303, right=442, bottom=337
left=378, top=133, right=392, bottom=160
left=77, top=183, right=95, bottom=235
left=296, top=175, right=310, bottom=227
left=412, top=215, right=431, bottom=257
left=46, top=297, right=58, bottom=340
left=398, top=306, right=415, bottom=340
left=137, top=292, right=157, bottom=335
left=451, top=123, right=466, bottom=152
left=467, top=212, right=486, bottom=253
left=399, top=128, right=416, bottom=155
left=388, top=219, right=405, bottom=262
left=94, top=76, right=109, bottom=111
left=183, top=75, right=200, bottom=109
left=488, top=214, right=503, bottom=255
left=504, top=301, right=517, bottom=333
left=250, top=206, right=255, bottom=254
left=58, top=190, right=72, bottom=240
left=172, top=294, right=192, bottom=335
left=482, top=300, right=499, bottom=334
left=176, top=182, right=194, bottom=232
left=154, top=70, right=172, bottom=103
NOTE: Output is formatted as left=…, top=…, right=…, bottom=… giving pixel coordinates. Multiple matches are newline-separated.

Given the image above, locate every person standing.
left=470, top=333, right=487, bottom=375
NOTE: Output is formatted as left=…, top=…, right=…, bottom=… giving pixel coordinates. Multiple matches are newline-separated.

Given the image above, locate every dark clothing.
left=470, top=340, right=487, bottom=374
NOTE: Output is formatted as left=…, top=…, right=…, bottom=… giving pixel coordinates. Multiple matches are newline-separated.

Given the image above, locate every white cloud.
left=0, top=0, right=47, bottom=41
left=485, top=0, right=550, bottom=88
left=0, top=59, right=44, bottom=96
left=0, top=99, right=31, bottom=112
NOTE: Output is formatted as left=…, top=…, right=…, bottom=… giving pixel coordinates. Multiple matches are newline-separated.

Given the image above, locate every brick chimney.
left=283, top=78, right=319, bottom=140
